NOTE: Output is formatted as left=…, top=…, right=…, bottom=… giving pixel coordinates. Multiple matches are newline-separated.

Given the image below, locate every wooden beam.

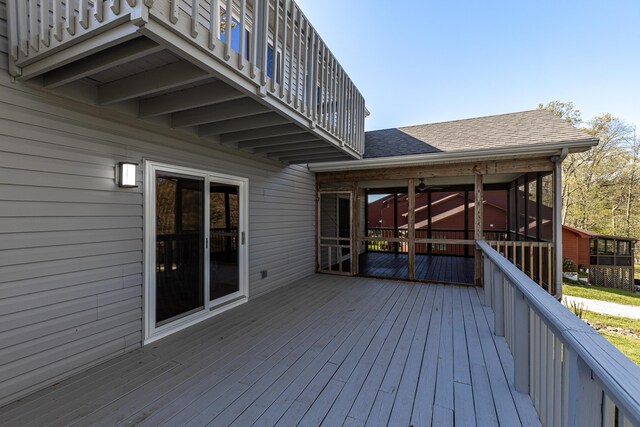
left=316, top=158, right=554, bottom=184
left=221, top=124, right=306, bottom=145
left=274, top=147, right=339, bottom=160
left=138, top=80, right=245, bottom=117
left=408, top=178, right=415, bottom=281
left=284, top=155, right=351, bottom=164
left=198, top=113, right=289, bottom=136
left=252, top=141, right=330, bottom=155
left=474, top=173, right=484, bottom=286
left=236, top=134, right=320, bottom=150
left=98, top=61, right=210, bottom=105
left=172, top=98, right=269, bottom=128
left=43, top=37, right=164, bottom=88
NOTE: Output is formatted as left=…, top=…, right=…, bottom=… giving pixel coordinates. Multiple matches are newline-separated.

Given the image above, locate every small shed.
left=562, top=225, right=636, bottom=291
left=562, top=225, right=597, bottom=269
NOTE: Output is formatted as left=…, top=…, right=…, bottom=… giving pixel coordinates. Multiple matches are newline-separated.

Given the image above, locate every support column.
left=553, top=160, right=563, bottom=297
left=351, top=181, right=359, bottom=276
left=474, top=173, right=484, bottom=286
left=408, top=178, right=415, bottom=281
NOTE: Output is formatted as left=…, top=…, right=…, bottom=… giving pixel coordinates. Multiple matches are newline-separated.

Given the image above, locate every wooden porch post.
left=408, top=178, right=415, bottom=280
left=352, top=181, right=359, bottom=275
left=553, top=160, right=563, bottom=296
left=474, top=172, right=484, bottom=285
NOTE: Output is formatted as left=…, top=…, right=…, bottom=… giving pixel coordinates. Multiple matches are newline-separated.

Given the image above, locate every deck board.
left=359, top=252, right=474, bottom=284
left=0, top=275, right=539, bottom=427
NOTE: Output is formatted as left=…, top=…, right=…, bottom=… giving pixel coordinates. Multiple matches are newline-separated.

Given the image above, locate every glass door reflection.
left=210, top=183, right=240, bottom=301
left=155, top=172, right=205, bottom=326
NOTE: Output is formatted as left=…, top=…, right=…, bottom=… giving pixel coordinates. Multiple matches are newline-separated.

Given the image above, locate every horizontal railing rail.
left=6, top=0, right=366, bottom=156
left=478, top=240, right=640, bottom=427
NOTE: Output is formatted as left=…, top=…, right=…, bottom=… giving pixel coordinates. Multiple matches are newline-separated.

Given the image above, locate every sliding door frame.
left=143, top=160, right=249, bottom=344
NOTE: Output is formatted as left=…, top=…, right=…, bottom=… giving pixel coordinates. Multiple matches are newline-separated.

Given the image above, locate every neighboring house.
left=6, top=1, right=637, bottom=423
left=562, top=225, right=636, bottom=290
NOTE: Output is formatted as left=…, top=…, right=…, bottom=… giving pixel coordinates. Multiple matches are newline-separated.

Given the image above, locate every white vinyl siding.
left=0, top=25, right=316, bottom=408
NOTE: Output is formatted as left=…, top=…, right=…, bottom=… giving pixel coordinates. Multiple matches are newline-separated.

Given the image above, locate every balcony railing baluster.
left=7, top=0, right=366, bottom=156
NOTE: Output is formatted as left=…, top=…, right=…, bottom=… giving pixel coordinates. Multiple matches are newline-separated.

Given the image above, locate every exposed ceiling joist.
left=198, top=113, right=289, bottom=136
left=221, top=124, right=306, bottom=145
left=98, top=61, right=209, bottom=105
left=138, top=80, right=245, bottom=117
left=172, top=98, right=268, bottom=128
left=236, top=134, right=321, bottom=150
left=43, top=37, right=164, bottom=89
left=251, top=141, right=330, bottom=154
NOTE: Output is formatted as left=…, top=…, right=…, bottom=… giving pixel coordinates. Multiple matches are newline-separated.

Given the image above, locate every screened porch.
left=316, top=159, right=562, bottom=294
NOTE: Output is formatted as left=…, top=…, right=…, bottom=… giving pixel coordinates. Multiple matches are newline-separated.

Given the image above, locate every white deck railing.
left=6, top=0, right=366, bottom=156
left=478, top=240, right=640, bottom=427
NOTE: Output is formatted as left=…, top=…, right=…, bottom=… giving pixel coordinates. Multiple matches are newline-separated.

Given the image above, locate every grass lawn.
left=578, top=310, right=640, bottom=366
left=563, top=281, right=640, bottom=307
left=635, top=263, right=640, bottom=277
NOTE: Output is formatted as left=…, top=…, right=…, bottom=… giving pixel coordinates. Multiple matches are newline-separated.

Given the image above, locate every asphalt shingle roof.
left=364, top=109, right=596, bottom=159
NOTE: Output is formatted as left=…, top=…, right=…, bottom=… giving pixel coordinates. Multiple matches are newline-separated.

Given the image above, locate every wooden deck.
left=359, top=252, right=475, bottom=284
left=0, top=276, right=539, bottom=427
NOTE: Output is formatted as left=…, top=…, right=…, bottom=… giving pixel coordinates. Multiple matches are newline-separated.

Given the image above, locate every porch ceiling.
left=0, top=276, right=539, bottom=426
left=21, top=37, right=354, bottom=164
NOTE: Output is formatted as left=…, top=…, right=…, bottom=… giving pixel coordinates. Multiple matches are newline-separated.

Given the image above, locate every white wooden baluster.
left=260, top=0, right=269, bottom=87
left=319, top=40, right=324, bottom=126
left=286, top=1, right=295, bottom=103
left=534, top=313, right=541, bottom=411
left=95, top=0, right=105, bottom=22
left=207, top=0, right=216, bottom=50
left=342, top=73, right=348, bottom=141
left=271, top=0, right=279, bottom=92
left=530, top=309, right=536, bottom=402
left=224, top=0, right=232, bottom=60
left=40, top=0, right=50, bottom=47
left=53, top=0, right=63, bottom=41
left=553, top=336, right=563, bottom=426
left=79, top=0, right=90, bottom=30
left=308, top=30, right=316, bottom=120
left=238, top=0, right=247, bottom=68
left=279, top=0, right=289, bottom=98
left=190, top=0, right=199, bottom=38
left=29, top=0, right=39, bottom=52
left=545, top=330, right=554, bottom=427
left=111, top=0, right=121, bottom=14
left=6, top=0, right=19, bottom=60
left=294, top=7, right=303, bottom=108
left=300, top=19, right=309, bottom=113
left=169, top=0, right=179, bottom=24
left=66, top=0, right=77, bottom=35
left=250, top=0, right=258, bottom=78
left=513, top=286, right=530, bottom=393
left=494, top=267, right=505, bottom=336
left=17, top=0, right=28, bottom=56
left=331, top=56, right=337, bottom=134
left=320, top=43, right=326, bottom=127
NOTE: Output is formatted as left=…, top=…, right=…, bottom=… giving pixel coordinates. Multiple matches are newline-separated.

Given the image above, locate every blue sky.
left=296, top=0, right=640, bottom=132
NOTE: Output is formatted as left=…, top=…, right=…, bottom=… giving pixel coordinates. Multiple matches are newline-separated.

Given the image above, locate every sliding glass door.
left=145, top=162, right=248, bottom=342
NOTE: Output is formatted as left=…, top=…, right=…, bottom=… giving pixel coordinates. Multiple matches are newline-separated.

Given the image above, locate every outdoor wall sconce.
left=117, top=162, right=138, bottom=188
left=417, top=178, right=427, bottom=192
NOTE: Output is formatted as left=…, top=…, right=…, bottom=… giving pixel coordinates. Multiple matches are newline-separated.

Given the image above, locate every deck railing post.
left=513, top=287, right=529, bottom=393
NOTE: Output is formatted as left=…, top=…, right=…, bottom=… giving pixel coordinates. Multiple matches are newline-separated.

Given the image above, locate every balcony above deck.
left=5, top=0, right=365, bottom=163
